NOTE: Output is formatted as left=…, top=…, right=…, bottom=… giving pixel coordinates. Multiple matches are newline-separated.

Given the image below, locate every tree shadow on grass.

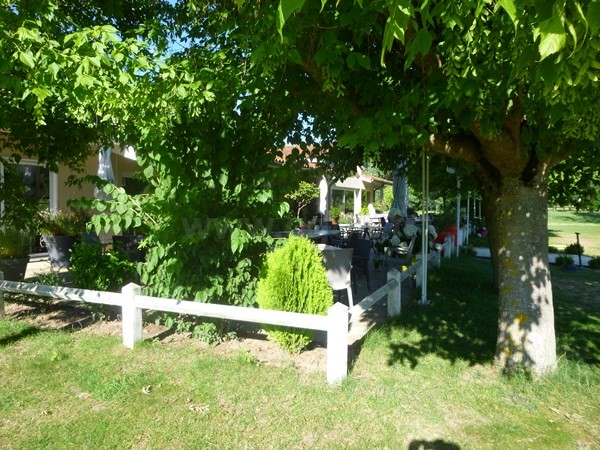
left=383, top=258, right=498, bottom=369
left=0, top=324, right=42, bottom=347
left=552, top=270, right=600, bottom=365
left=554, top=211, right=600, bottom=224
left=408, top=440, right=461, bottom=450
left=547, top=229, right=560, bottom=238
left=382, top=258, right=600, bottom=370
left=554, top=303, right=600, bottom=365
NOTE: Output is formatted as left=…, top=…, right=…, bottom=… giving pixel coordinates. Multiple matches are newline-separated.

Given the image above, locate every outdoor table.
left=292, top=229, right=341, bottom=240
left=342, top=224, right=383, bottom=239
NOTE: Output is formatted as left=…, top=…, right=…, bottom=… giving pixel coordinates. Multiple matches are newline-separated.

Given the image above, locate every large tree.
left=237, top=0, right=599, bottom=375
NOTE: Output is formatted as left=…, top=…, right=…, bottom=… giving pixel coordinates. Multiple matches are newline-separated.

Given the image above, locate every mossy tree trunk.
left=486, top=175, right=556, bottom=374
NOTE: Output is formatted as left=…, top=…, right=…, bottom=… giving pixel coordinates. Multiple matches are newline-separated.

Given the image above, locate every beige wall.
left=2, top=144, right=140, bottom=212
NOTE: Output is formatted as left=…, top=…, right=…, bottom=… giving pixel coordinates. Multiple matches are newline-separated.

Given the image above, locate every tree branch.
left=426, top=133, right=480, bottom=165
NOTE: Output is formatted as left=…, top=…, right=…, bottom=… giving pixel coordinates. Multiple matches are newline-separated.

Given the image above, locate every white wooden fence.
left=0, top=243, right=450, bottom=384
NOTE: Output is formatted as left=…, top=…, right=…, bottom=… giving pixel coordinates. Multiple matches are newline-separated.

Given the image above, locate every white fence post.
left=122, top=283, right=142, bottom=349
left=0, top=272, right=4, bottom=319
left=415, top=258, right=422, bottom=288
left=444, top=237, right=452, bottom=258
left=387, top=269, right=401, bottom=318
left=327, top=302, right=349, bottom=384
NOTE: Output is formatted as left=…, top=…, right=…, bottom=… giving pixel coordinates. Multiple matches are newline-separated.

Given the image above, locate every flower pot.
left=43, top=235, right=78, bottom=268
left=0, top=256, right=30, bottom=281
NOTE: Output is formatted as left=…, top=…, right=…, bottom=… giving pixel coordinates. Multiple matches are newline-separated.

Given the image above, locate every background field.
left=548, top=209, right=600, bottom=256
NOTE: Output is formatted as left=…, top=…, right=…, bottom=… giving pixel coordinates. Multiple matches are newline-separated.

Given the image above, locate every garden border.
left=0, top=243, right=449, bottom=384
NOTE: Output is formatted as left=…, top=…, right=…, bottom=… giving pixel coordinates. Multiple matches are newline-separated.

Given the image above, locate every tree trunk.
left=485, top=176, right=557, bottom=375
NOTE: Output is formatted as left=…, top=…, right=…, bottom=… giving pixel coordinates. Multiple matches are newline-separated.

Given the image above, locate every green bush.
left=555, top=254, right=575, bottom=267
left=70, top=242, right=137, bottom=292
left=564, top=242, right=584, bottom=255
left=469, top=235, right=489, bottom=248
left=588, top=257, right=600, bottom=270
left=0, top=228, right=31, bottom=259
left=330, top=206, right=342, bottom=221
left=35, top=270, right=64, bottom=286
left=256, top=236, right=333, bottom=353
left=548, top=246, right=560, bottom=253
left=36, top=209, right=89, bottom=236
left=338, top=212, right=354, bottom=224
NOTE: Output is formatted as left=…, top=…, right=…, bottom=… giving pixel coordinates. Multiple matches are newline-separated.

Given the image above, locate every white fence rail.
left=0, top=246, right=448, bottom=384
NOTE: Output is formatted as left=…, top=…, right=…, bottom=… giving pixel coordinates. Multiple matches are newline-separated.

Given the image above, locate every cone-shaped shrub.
left=257, top=236, right=333, bottom=353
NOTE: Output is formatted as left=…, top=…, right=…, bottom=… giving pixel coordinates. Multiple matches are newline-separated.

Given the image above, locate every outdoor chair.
left=319, top=246, right=354, bottom=307
left=382, top=222, right=394, bottom=235
left=350, top=238, right=373, bottom=293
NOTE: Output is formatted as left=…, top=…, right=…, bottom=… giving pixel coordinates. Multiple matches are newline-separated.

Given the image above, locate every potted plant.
left=37, top=209, right=89, bottom=268
left=0, top=228, right=31, bottom=281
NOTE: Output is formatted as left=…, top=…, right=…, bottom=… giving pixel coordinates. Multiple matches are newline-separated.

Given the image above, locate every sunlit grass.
left=548, top=209, right=600, bottom=256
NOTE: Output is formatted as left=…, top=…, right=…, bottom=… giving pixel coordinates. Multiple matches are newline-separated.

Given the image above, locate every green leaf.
left=19, top=51, right=35, bottom=69
left=119, top=72, right=131, bottom=85
left=94, top=202, right=107, bottom=212
left=497, top=0, right=518, bottom=27
left=231, top=228, right=243, bottom=254
left=276, top=0, right=305, bottom=37
left=32, top=87, right=51, bottom=102
left=77, top=74, right=97, bottom=87
left=381, top=0, right=412, bottom=65
left=405, top=28, right=433, bottom=69
left=588, top=2, right=600, bottom=34
left=288, top=49, right=303, bottom=65
left=124, top=215, right=133, bottom=230
left=536, top=15, right=567, bottom=60
left=219, top=171, right=228, bottom=187
left=48, top=62, right=60, bottom=79
left=355, top=53, right=371, bottom=70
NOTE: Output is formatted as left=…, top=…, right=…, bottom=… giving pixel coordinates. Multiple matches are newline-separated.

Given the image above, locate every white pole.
left=456, top=177, right=461, bottom=257
left=0, top=271, right=4, bottom=319
left=466, top=192, right=470, bottom=245
left=420, top=149, right=431, bottom=305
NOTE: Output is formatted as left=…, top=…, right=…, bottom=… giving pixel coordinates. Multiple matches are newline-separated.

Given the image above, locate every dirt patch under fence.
left=3, top=296, right=330, bottom=375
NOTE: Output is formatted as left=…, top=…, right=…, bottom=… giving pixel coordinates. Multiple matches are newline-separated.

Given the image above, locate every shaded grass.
left=0, top=256, right=599, bottom=448
left=552, top=267, right=600, bottom=365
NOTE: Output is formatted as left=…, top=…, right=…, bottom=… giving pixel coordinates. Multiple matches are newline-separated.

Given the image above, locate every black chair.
left=332, top=227, right=359, bottom=248
left=350, top=238, right=373, bottom=293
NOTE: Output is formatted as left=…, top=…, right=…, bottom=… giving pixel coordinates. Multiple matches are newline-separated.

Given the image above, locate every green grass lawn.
left=1, top=257, right=599, bottom=448
left=548, top=209, right=600, bottom=256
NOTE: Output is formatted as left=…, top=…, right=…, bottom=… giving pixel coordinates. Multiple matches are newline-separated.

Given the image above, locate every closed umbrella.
left=94, top=147, right=115, bottom=200
left=388, top=162, right=408, bottom=220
